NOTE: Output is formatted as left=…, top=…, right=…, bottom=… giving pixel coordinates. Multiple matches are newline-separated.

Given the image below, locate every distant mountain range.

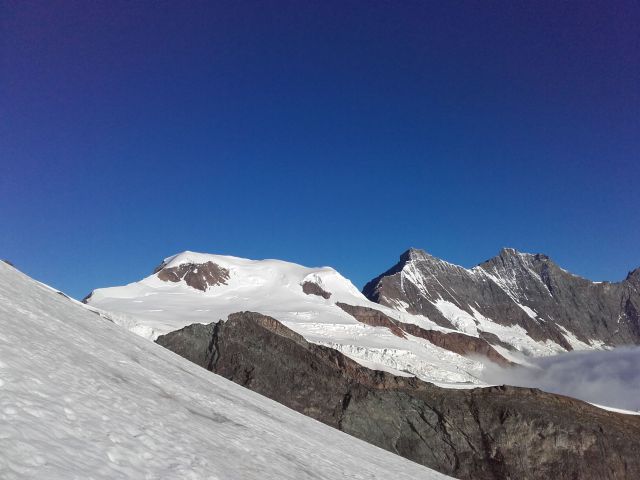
left=85, top=247, right=640, bottom=382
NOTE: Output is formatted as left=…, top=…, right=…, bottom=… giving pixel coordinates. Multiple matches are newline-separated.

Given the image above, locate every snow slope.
left=0, top=261, right=451, bottom=479
left=87, top=252, right=489, bottom=386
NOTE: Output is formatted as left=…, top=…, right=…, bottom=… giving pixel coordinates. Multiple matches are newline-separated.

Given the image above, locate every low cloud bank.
left=481, top=347, right=640, bottom=411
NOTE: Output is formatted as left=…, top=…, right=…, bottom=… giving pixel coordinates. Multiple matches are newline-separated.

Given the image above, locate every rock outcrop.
left=337, top=302, right=511, bottom=366
left=154, top=261, right=230, bottom=291
left=157, top=312, right=640, bottom=480
left=336, top=302, right=407, bottom=338
left=301, top=281, right=332, bottom=299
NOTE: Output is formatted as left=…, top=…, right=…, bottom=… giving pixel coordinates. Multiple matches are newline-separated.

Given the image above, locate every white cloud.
left=481, top=347, right=640, bottom=411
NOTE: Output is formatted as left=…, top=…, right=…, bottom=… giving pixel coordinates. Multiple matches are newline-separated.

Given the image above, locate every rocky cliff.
left=157, top=311, right=640, bottom=480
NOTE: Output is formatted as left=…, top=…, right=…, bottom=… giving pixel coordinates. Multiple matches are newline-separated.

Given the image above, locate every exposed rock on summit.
left=301, top=281, right=332, bottom=299
left=155, top=261, right=230, bottom=292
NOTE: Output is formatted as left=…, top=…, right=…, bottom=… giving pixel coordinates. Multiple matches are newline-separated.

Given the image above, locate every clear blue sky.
left=2, top=1, right=639, bottom=299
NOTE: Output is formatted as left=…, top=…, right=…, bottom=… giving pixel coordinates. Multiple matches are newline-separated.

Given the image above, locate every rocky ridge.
left=364, top=247, right=640, bottom=350
left=157, top=311, right=640, bottom=480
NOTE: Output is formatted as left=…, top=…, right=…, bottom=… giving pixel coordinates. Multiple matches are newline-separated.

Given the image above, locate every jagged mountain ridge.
left=364, top=247, right=640, bottom=351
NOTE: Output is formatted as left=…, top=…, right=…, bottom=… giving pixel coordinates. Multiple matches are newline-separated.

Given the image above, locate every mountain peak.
left=499, top=247, right=522, bottom=257
left=498, top=247, right=537, bottom=258
left=491, top=247, right=551, bottom=265
left=399, top=248, right=435, bottom=263
left=626, top=267, right=640, bottom=285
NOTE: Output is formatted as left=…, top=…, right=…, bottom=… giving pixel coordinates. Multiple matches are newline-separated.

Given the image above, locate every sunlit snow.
left=88, top=251, right=488, bottom=386
left=0, top=261, right=451, bottom=480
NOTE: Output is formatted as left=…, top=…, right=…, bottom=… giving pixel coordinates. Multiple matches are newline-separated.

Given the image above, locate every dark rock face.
left=337, top=302, right=511, bottom=366
left=301, top=281, right=331, bottom=299
left=157, top=312, right=640, bottom=480
left=478, top=249, right=640, bottom=345
left=336, top=302, right=406, bottom=338
left=363, top=248, right=640, bottom=349
left=155, top=261, right=230, bottom=292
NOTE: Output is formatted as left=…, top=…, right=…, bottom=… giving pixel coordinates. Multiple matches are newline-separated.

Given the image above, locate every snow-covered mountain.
left=364, top=247, right=640, bottom=351
left=86, top=251, right=514, bottom=386
left=0, top=260, right=450, bottom=480
left=85, top=248, right=635, bottom=387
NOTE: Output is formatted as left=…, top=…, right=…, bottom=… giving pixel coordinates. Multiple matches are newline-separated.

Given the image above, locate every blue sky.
left=2, top=1, right=639, bottom=299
